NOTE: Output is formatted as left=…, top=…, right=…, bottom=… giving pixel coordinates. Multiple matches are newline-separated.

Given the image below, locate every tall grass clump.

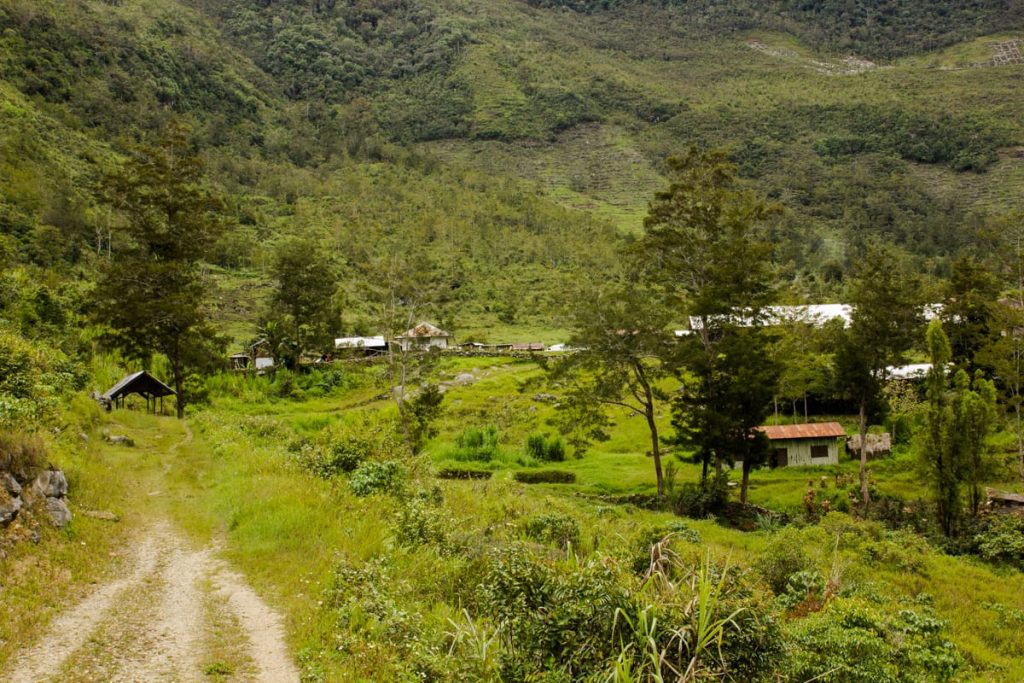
left=0, top=430, right=46, bottom=477
left=446, top=425, right=502, bottom=463
left=525, top=432, right=566, bottom=462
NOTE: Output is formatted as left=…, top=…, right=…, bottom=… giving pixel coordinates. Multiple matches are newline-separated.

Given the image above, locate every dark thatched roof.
left=102, top=371, right=176, bottom=402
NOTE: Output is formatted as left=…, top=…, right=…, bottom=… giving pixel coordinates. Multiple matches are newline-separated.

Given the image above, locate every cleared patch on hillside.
left=898, top=33, right=1024, bottom=70
left=906, top=148, right=1024, bottom=214
left=423, top=123, right=664, bottom=232
left=745, top=37, right=881, bottom=76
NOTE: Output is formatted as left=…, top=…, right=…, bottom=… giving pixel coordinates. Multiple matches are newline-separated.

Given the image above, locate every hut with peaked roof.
left=396, top=323, right=451, bottom=352
left=101, top=371, right=176, bottom=414
left=757, top=422, right=846, bottom=467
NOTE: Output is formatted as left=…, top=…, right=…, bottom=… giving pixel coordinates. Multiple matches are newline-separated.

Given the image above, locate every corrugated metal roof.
left=758, top=422, right=847, bottom=440
left=335, top=336, right=387, bottom=349
left=685, top=303, right=942, bottom=332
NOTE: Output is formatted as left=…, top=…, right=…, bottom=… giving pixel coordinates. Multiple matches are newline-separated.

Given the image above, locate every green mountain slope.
left=1, top=0, right=1023, bottom=341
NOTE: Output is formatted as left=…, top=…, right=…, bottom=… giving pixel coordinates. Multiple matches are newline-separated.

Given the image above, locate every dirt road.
left=5, top=520, right=299, bottom=683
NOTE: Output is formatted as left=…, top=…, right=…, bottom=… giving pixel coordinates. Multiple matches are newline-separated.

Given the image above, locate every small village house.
left=757, top=422, right=847, bottom=467
left=396, top=323, right=451, bottom=352
left=511, top=342, right=546, bottom=352
left=985, top=488, right=1024, bottom=515
left=228, top=339, right=275, bottom=371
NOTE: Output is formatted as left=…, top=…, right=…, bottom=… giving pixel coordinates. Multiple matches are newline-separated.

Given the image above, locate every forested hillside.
left=1, top=0, right=1023, bottom=341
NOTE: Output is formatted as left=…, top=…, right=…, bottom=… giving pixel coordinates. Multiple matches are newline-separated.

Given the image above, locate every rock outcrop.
left=32, top=469, right=72, bottom=528
left=0, top=467, right=72, bottom=531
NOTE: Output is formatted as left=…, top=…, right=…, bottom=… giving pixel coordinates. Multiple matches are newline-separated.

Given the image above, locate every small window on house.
left=811, top=445, right=830, bottom=461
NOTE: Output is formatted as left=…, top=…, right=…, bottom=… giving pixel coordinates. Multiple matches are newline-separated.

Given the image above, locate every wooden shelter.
left=101, top=371, right=175, bottom=414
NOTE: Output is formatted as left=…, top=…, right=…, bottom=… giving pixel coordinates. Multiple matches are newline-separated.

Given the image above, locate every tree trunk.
left=173, top=370, right=184, bottom=418
left=804, top=392, right=808, bottom=421
left=634, top=361, right=664, bottom=496
left=1017, top=399, right=1023, bottom=482
left=859, top=399, right=869, bottom=506
left=740, top=459, right=751, bottom=504
left=392, top=346, right=414, bottom=457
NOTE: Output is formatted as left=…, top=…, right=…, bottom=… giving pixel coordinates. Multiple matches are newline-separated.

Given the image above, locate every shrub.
left=349, top=461, right=405, bottom=497
left=513, top=470, right=575, bottom=484
left=664, top=520, right=701, bottom=544
left=475, top=545, right=631, bottom=676
left=525, top=432, right=566, bottom=462
left=394, top=499, right=448, bottom=549
left=755, top=527, right=812, bottom=594
left=522, top=513, right=580, bottom=548
left=239, top=415, right=283, bottom=439
left=973, top=514, right=1024, bottom=568
left=627, top=522, right=701, bottom=575
left=299, top=418, right=404, bottom=479
left=671, top=475, right=729, bottom=518
left=272, top=369, right=302, bottom=399
left=435, top=468, right=492, bottom=480
left=787, top=599, right=962, bottom=682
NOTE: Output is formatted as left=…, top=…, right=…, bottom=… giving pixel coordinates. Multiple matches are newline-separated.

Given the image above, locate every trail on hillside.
left=5, top=425, right=299, bottom=683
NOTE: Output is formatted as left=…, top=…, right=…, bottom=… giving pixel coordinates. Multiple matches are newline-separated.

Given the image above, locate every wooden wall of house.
left=773, top=437, right=839, bottom=467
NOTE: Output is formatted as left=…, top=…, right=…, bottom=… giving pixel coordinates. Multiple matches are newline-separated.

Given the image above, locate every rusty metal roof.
left=757, top=422, right=847, bottom=440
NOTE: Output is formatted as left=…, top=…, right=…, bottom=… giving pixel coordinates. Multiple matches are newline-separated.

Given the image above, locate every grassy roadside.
left=0, top=403, right=184, bottom=668
left=4, top=358, right=1024, bottom=679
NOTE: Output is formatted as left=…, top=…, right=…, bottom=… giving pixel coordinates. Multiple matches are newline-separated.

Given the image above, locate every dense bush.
left=524, top=0, right=1023, bottom=60
left=786, top=599, right=963, bottom=682
left=972, top=514, right=1024, bottom=569
left=475, top=545, right=632, bottom=676
left=349, top=461, right=405, bottom=497
left=755, top=527, right=814, bottom=594
left=525, top=432, right=566, bottom=462
left=522, top=513, right=581, bottom=548
left=513, top=470, right=576, bottom=484
left=0, top=329, right=83, bottom=428
left=671, top=475, right=730, bottom=518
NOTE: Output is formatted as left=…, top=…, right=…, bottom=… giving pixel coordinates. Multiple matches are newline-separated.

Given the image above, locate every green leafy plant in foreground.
left=608, top=552, right=743, bottom=682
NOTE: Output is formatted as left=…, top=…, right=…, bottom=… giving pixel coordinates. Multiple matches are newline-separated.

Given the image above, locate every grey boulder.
left=33, top=470, right=68, bottom=498
left=1, top=472, right=21, bottom=497
left=0, top=493, right=22, bottom=526
left=44, top=497, right=72, bottom=528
